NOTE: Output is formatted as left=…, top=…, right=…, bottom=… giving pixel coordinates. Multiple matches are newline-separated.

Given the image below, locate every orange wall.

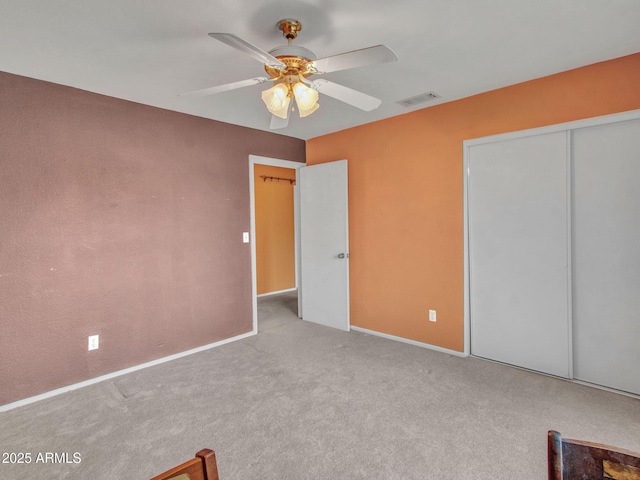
left=255, top=164, right=296, bottom=294
left=306, top=52, right=640, bottom=352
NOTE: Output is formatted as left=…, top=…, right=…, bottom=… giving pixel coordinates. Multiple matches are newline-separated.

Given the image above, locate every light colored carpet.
left=1, top=290, right=639, bottom=479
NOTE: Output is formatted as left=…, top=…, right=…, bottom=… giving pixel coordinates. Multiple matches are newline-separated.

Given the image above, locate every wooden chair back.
left=548, top=430, right=640, bottom=480
left=150, top=448, right=219, bottom=480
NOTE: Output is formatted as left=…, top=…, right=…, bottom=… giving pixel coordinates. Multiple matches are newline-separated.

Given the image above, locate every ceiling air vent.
left=396, top=92, right=440, bottom=108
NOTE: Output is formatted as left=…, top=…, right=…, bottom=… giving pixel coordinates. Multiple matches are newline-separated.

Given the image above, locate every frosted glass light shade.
left=261, top=83, right=291, bottom=119
left=293, top=82, right=319, bottom=118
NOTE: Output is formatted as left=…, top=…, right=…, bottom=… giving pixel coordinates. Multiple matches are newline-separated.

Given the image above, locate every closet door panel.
left=572, top=119, right=640, bottom=395
left=469, top=132, right=570, bottom=377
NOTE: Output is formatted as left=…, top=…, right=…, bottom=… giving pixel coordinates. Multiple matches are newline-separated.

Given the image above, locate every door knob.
left=338, top=253, right=349, bottom=259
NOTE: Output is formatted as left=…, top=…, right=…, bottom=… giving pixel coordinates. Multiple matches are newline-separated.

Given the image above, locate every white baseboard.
left=350, top=326, right=468, bottom=358
left=0, top=330, right=256, bottom=412
left=257, top=288, right=297, bottom=298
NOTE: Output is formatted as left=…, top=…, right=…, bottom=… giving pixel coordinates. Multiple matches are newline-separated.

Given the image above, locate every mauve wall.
left=0, top=71, right=305, bottom=406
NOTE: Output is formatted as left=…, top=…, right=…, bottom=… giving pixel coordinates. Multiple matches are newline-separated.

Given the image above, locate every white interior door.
left=468, top=132, right=571, bottom=378
left=299, top=160, right=350, bottom=331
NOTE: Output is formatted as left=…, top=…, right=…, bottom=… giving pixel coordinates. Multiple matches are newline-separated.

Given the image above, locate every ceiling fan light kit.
left=182, top=18, right=398, bottom=129
left=261, top=80, right=319, bottom=119
left=293, top=82, right=319, bottom=117
left=261, top=83, right=291, bottom=119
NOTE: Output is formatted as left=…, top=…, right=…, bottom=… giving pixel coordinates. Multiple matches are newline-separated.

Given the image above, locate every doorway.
left=254, top=162, right=298, bottom=331
left=249, top=155, right=305, bottom=333
left=249, top=155, right=351, bottom=334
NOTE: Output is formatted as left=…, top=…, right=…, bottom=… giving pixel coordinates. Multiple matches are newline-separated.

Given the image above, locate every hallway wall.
left=254, top=164, right=296, bottom=294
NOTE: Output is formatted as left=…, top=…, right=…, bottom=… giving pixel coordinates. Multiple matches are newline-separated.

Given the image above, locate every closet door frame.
left=462, top=109, right=640, bottom=372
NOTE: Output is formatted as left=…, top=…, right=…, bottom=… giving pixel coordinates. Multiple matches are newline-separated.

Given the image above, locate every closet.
left=465, top=110, right=640, bottom=396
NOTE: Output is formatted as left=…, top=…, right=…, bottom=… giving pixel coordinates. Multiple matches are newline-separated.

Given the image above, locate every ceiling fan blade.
left=270, top=113, right=289, bottom=130
left=208, top=33, right=285, bottom=68
left=310, top=45, right=398, bottom=74
left=311, top=79, right=382, bottom=111
left=179, top=77, right=269, bottom=97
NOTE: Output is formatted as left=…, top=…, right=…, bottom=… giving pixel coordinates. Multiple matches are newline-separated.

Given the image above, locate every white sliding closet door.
left=572, top=119, right=640, bottom=395
left=468, top=132, right=571, bottom=378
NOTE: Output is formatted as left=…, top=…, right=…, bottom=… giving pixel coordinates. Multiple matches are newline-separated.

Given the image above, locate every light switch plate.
left=243, top=232, right=250, bottom=243
left=429, top=310, right=437, bottom=322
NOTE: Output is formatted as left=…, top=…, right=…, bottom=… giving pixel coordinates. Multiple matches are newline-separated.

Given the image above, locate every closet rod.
left=259, top=175, right=295, bottom=185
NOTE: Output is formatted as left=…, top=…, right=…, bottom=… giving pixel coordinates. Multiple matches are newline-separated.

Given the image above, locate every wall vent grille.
left=396, top=92, right=440, bottom=108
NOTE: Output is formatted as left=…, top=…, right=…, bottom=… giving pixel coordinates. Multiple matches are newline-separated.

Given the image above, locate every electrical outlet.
left=429, top=310, right=437, bottom=322
left=88, top=335, right=99, bottom=351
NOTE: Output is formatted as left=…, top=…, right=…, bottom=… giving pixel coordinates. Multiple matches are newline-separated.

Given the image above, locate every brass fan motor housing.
left=264, top=56, right=314, bottom=82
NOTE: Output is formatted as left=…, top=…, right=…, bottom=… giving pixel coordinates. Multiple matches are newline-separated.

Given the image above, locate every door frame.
left=249, top=155, right=305, bottom=334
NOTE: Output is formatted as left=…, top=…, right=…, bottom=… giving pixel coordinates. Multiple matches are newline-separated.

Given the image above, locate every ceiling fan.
left=181, top=19, right=399, bottom=129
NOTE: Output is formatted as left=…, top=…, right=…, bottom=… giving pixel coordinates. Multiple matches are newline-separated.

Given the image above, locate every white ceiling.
left=2, top=0, right=640, bottom=140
